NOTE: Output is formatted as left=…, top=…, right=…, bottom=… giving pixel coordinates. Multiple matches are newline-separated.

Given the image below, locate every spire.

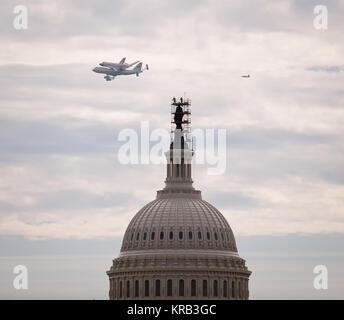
left=156, top=97, right=201, bottom=200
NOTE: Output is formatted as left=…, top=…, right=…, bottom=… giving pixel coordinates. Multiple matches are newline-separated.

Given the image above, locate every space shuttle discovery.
left=99, top=57, right=140, bottom=71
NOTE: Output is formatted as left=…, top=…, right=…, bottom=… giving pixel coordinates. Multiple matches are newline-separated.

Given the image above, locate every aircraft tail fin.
left=128, top=60, right=140, bottom=67
left=119, top=57, right=126, bottom=64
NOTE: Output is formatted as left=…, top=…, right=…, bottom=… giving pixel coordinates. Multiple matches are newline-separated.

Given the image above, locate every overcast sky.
left=0, top=0, right=343, bottom=299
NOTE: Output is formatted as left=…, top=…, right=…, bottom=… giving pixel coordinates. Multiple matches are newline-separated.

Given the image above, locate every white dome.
left=121, top=198, right=238, bottom=252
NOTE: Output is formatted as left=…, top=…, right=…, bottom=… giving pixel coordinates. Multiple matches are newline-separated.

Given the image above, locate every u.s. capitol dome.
left=107, top=98, right=251, bottom=299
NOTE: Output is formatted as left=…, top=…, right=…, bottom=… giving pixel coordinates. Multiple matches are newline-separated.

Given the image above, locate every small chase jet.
left=241, top=74, right=250, bottom=78
left=93, top=62, right=149, bottom=81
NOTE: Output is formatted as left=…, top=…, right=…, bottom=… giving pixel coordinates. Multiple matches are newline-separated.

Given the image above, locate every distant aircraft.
left=99, top=57, right=140, bottom=71
left=93, top=63, right=149, bottom=81
left=241, top=74, right=250, bottom=78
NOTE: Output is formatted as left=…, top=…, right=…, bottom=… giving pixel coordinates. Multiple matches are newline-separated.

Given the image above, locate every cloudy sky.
left=0, top=0, right=343, bottom=299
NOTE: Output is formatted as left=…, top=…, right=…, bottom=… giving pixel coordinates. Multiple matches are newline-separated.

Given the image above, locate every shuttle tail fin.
left=128, top=61, right=140, bottom=67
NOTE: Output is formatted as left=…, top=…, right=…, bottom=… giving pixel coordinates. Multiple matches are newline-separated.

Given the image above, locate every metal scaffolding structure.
left=170, top=97, right=192, bottom=149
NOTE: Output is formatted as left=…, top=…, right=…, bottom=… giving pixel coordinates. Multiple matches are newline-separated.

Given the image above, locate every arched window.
left=191, top=279, right=197, bottom=297
left=151, top=232, right=155, bottom=240
left=223, top=280, right=227, bottom=297
left=214, top=232, right=218, bottom=241
left=221, top=233, right=225, bottom=241
left=179, top=231, right=183, bottom=240
left=213, top=280, right=218, bottom=297
left=144, top=280, right=149, bottom=297
left=136, top=233, right=140, bottom=241
left=198, top=231, right=202, bottom=239
left=202, top=280, right=207, bottom=297
left=231, top=280, right=235, bottom=298
left=167, top=279, right=172, bottom=296
left=239, top=281, right=241, bottom=299
left=206, top=232, right=210, bottom=240
left=143, top=232, right=147, bottom=240
left=160, top=231, right=164, bottom=240
left=188, top=231, right=193, bottom=240
left=135, top=280, right=139, bottom=297
left=179, top=279, right=184, bottom=296
left=169, top=231, right=174, bottom=240
left=155, top=279, right=161, bottom=297
left=131, top=233, right=134, bottom=241
left=119, top=281, right=123, bottom=298
left=127, top=280, right=130, bottom=298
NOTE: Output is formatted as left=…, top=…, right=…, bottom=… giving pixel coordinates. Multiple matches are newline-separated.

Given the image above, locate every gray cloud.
left=207, top=191, right=261, bottom=209
left=0, top=118, right=117, bottom=154
left=307, top=65, right=344, bottom=73
left=0, top=189, right=137, bottom=212
left=1, top=0, right=344, bottom=240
